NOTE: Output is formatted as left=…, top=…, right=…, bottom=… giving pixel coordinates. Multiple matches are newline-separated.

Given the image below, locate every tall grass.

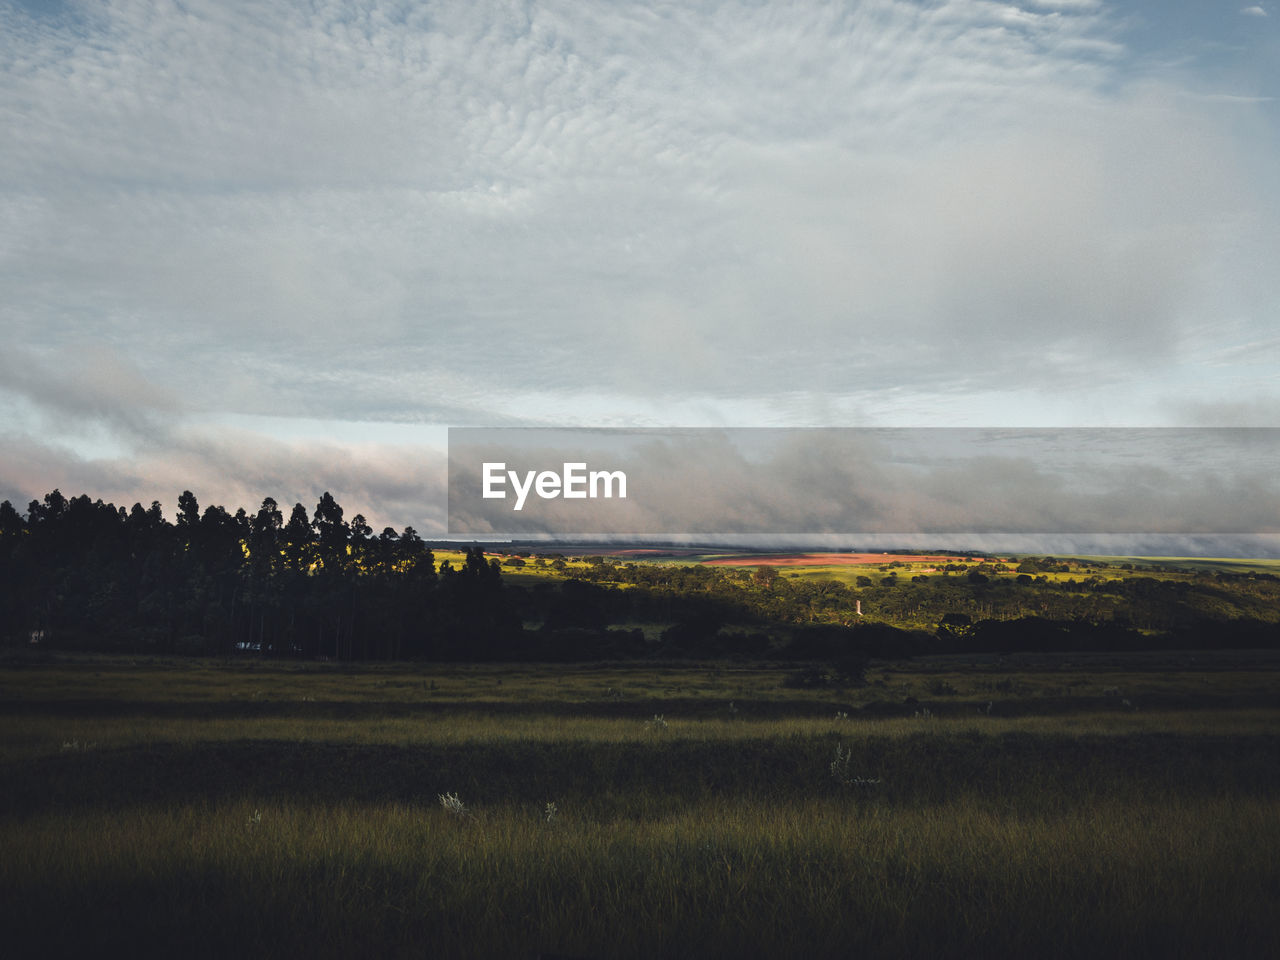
left=3, top=656, right=1277, bottom=957
left=3, top=795, right=1276, bottom=959
left=5, top=709, right=1280, bottom=766
left=5, top=655, right=1275, bottom=707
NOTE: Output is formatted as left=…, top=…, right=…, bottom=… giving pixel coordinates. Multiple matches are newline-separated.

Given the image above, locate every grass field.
left=1076, top=555, right=1280, bottom=575
left=491, top=547, right=1280, bottom=593
left=3, top=653, right=1278, bottom=959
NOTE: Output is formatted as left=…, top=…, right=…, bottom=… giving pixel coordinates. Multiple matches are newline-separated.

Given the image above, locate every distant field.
left=480, top=546, right=1280, bottom=633
left=702, top=551, right=988, bottom=567
left=482, top=547, right=1280, bottom=575
left=1078, top=555, right=1280, bottom=574
left=694, top=550, right=1280, bottom=575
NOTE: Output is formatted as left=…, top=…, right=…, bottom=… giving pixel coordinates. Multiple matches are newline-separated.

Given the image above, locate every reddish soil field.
left=599, top=548, right=706, bottom=557
left=702, top=552, right=981, bottom=567
left=509, top=547, right=710, bottom=558
left=567, top=548, right=709, bottom=558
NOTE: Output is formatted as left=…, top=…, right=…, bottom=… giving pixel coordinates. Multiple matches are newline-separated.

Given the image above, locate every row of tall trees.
left=0, top=490, right=516, bottom=658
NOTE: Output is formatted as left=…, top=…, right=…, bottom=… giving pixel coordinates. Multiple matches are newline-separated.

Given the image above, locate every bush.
left=782, top=654, right=867, bottom=689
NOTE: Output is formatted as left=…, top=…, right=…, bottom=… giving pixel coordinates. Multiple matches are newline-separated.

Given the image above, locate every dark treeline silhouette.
left=0, top=489, right=518, bottom=658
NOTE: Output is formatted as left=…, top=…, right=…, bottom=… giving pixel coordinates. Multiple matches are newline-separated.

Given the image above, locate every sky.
left=1, top=0, right=1277, bottom=542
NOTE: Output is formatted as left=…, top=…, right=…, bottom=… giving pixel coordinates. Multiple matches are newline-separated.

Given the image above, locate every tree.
left=312, top=492, right=349, bottom=576
left=0, top=500, right=21, bottom=537
left=245, top=498, right=284, bottom=652
left=177, top=490, right=200, bottom=537
left=754, top=565, right=780, bottom=587
left=282, top=503, right=312, bottom=573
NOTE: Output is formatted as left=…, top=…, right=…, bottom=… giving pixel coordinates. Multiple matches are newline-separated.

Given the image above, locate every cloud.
left=1166, top=397, right=1280, bottom=427
left=449, top=428, right=1280, bottom=538
left=0, top=427, right=448, bottom=534
left=1241, top=6, right=1268, bottom=17
left=0, top=0, right=1277, bottom=534
left=0, top=345, right=181, bottom=440
left=1024, top=0, right=1101, bottom=9
left=3, top=1, right=1261, bottom=413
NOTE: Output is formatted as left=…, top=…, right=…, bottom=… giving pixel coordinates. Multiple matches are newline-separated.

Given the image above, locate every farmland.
left=487, top=547, right=1280, bottom=656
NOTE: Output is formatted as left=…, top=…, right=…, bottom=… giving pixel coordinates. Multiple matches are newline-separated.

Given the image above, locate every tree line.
left=0, top=489, right=517, bottom=659
left=3, top=489, right=1277, bottom=662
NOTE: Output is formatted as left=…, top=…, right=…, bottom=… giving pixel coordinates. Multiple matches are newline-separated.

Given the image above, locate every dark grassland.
left=3, top=653, right=1279, bottom=959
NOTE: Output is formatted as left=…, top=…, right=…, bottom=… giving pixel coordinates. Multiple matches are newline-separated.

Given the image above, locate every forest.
left=0, top=489, right=507, bottom=660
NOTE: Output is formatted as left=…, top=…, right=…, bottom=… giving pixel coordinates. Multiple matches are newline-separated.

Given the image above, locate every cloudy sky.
left=1, top=0, right=1277, bottom=538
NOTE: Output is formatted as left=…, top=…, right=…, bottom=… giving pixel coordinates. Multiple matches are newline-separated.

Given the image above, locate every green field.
left=1077, top=555, right=1280, bottom=575
left=3, top=653, right=1278, bottom=958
